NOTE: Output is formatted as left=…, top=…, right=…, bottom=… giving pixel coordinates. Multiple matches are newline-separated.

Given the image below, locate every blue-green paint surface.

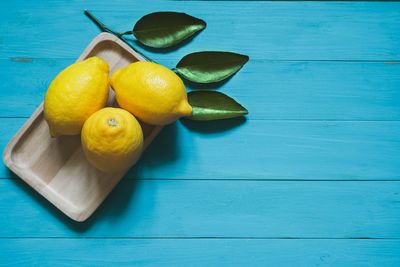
left=1, top=1, right=400, bottom=266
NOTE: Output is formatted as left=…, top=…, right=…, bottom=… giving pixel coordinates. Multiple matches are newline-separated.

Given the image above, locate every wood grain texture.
left=2, top=59, right=400, bottom=120
left=1, top=2, right=399, bottom=60
left=1, top=0, right=400, bottom=265
left=0, top=239, right=399, bottom=267
left=0, top=178, right=399, bottom=238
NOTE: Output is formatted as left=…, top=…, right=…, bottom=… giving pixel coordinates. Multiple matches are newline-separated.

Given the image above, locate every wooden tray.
left=3, top=32, right=162, bottom=222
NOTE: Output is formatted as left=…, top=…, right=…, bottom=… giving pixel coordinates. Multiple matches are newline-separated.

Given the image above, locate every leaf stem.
left=118, top=30, right=133, bottom=36
left=84, top=10, right=153, bottom=62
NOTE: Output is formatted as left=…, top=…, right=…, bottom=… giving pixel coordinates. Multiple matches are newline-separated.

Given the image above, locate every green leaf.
left=175, top=51, right=249, bottom=84
left=187, top=91, right=248, bottom=121
left=133, top=12, right=206, bottom=48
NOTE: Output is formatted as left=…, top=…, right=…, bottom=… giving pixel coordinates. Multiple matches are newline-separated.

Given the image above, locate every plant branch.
left=84, top=9, right=115, bottom=34
left=84, top=10, right=153, bottom=62
left=119, top=30, right=133, bottom=36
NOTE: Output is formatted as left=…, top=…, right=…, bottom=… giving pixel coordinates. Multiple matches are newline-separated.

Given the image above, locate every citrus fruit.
left=110, top=61, right=192, bottom=125
left=44, top=57, right=110, bottom=137
left=81, top=107, right=144, bottom=173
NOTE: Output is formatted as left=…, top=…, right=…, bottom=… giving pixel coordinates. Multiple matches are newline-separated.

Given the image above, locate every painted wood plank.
left=0, top=179, right=399, bottom=238
left=0, top=239, right=399, bottom=267
left=2, top=59, right=400, bottom=120
left=2, top=118, right=400, bottom=180
left=1, top=2, right=400, bottom=60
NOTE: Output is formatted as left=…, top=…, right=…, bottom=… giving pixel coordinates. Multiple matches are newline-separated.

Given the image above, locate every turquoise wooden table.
left=1, top=1, right=400, bottom=266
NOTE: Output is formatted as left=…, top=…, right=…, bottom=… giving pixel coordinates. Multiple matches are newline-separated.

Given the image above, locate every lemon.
left=44, top=57, right=110, bottom=137
left=81, top=107, right=144, bottom=173
left=111, top=61, right=192, bottom=125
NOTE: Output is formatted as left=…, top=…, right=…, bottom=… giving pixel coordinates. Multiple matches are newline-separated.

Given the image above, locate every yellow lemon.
left=81, top=107, right=144, bottom=173
left=111, top=61, right=192, bottom=125
left=44, top=57, right=110, bottom=137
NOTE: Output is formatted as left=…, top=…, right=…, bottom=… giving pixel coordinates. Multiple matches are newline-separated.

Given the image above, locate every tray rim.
left=3, top=32, right=162, bottom=222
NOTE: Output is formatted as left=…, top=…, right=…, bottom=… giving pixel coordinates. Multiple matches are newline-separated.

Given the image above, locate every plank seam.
left=0, top=237, right=399, bottom=240
left=2, top=178, right=400, bottom=181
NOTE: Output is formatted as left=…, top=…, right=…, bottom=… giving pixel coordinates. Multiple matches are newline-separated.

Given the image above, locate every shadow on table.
left=8, top=123, right=179, bottom=232
left=181, top=116, right=247, bottom=133
left=124, top=35, right=200, bottom=55
left=9, top=172, right=137, bottom=232
left=9, top=118, right=245, bottom=231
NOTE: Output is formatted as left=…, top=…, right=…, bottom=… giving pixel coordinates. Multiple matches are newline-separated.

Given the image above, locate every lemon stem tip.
left=108, top=118, right=118, bottom=127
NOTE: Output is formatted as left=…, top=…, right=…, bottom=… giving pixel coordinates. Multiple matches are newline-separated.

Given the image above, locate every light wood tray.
left=3, top=32, right=162, bottom=222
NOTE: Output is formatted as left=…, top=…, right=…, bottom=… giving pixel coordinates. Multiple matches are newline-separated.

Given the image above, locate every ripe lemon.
left=111, top=61, right=192, bottom=125
left=44, top=57, right=110, bottom=137
left=81, top=107, right=144, bottom=173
